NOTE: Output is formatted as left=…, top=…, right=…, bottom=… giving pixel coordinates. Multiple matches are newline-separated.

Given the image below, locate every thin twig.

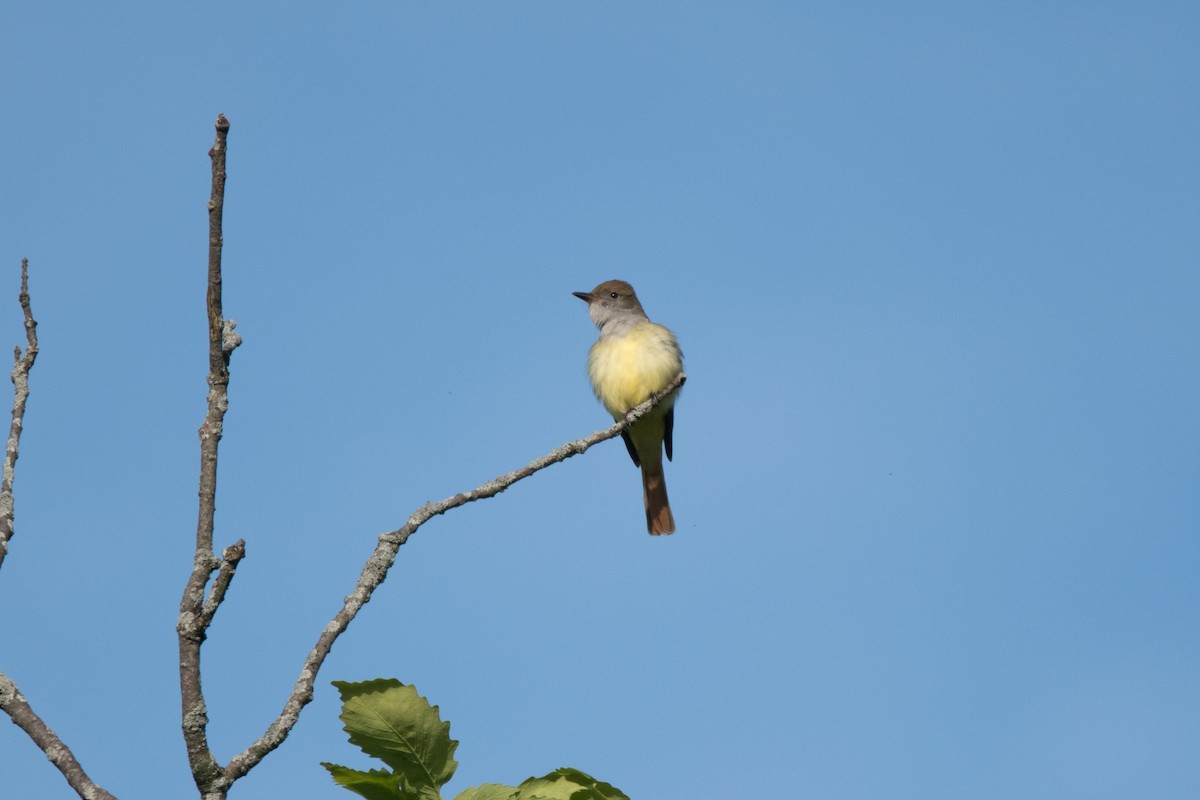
left=199, top=539, right=246, bottom=628
left=0, top=257, right=38, bottom=572
left=176, top=113, right=239, bottom=798
left=223, top=370, right=686, bottom=779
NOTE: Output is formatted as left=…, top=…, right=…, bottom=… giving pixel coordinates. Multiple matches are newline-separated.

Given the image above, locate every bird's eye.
left=610, top=292, right=619, bottom=299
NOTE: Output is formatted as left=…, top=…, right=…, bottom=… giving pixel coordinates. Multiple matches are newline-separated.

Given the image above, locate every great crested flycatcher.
left=574, top=280, right=683, bottom=535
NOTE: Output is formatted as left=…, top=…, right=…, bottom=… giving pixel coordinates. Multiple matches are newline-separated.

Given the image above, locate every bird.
left=573, top=280, right=683, bottom=534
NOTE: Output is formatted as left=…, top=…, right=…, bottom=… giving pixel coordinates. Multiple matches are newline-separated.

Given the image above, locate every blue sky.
left=2, top=2, right=1197, bottom=798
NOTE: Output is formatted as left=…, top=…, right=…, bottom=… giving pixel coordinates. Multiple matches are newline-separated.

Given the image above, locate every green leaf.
left=332, top=679, right=460, bottom=796
left=450, top=784, right=519, bottom=800
left=511, top=767, right=629, bottom=800
left=321, top=763, right=407, bottom=800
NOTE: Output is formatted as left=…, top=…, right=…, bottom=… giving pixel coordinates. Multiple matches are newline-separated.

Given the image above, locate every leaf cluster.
left=322, top=679, right=629, bottom=800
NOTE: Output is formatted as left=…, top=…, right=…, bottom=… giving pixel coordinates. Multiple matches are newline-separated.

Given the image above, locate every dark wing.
left=664, top=406, right=674, bottom=462
left=620, top=430, right=640, bottom=467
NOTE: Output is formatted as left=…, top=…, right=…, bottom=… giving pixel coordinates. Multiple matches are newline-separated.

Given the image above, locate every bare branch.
left=0, top=257, right=38, bottom=572
left=173, top=108, right=688, bottom=797
left=223, top=370, right=686, bottom=780
left=176, top=113, right=238, bottom=798
left=0, top=671, right=118, bottom=800
left=0, top=262, right=119, bottom=799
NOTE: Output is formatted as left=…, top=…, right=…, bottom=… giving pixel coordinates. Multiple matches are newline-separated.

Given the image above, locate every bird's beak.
left=572, top=291, right=595, bottom=303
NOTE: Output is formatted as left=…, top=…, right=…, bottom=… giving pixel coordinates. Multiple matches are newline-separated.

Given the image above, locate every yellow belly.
left=587, top=321, right=683, bottom=417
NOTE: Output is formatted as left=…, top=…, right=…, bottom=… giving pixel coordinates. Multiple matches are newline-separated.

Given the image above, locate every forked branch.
left=176, top=113, right=241, bottom=799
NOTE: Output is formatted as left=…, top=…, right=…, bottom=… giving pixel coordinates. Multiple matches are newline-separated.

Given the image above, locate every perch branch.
left=223, top=370, right=686, bottom=780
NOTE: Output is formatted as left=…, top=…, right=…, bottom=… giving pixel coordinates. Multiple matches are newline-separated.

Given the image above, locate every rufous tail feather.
left=641, top=467, right=675, bottom=535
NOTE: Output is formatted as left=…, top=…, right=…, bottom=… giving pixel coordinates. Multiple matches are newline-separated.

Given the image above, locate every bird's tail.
left=641, top=465, right=675, bottom=535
